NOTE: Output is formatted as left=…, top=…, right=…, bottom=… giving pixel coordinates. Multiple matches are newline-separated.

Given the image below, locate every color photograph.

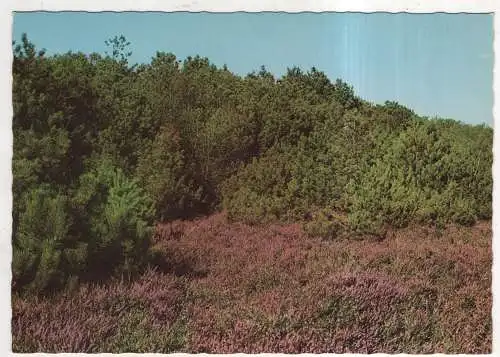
left=10, top=11, right=493, bottom=353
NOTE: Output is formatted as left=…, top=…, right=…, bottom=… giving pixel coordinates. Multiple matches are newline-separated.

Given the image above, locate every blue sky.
left=12, top=12, right=493, bottom=126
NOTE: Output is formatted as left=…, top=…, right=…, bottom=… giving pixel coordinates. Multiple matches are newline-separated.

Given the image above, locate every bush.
left=347, top=156, right=421, bottom=234
left=348, top=120, right=491, bottom=232
left=416, top=182, right=477, bottom=227
left=302, top=209, right=348, bottom=240
left=74, top=159, right=155, bottom=279
left=12, top=186, right=70, bottom=292
left=12, top=160, right=156, bottom=293
left=135, top=124, right=210, bottom=220
left=222, top=148, right=298, bottom=224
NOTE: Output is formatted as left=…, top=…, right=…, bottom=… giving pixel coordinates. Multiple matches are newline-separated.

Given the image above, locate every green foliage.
left=333, top=79, right=361, bottom=110
left=222, top=148, right=297, bottom=224
left=12, top=33, right=492, bottom=293
left=348, top=120, right=491, bottom=232
left=136, top=123, right=211, bottom=220
left=12, top=159, right=156, bottom=294
left=185, top=107, right=258, bottom=187
left=12, top=186, right=69, bottom=292
left=74, top=159, right=155, bottom=278
left=347, top=158, right=421, bottom=234
left=105, top=35, right=132, bottom=64
left=303, top=209, right=348, bottom=240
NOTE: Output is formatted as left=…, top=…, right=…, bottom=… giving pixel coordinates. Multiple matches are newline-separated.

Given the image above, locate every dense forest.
left=12, top=33, right=492, bottom=295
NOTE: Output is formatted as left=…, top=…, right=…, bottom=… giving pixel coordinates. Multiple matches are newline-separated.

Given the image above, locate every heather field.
left=12, top=213, right=491, bottom=353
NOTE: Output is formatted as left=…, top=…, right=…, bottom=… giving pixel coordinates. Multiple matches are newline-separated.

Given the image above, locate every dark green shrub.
left=74, top=159, right=155, bottom=278
left=185, top=107, right=258, bottom=190
left=135, top=124, right=210, bottom=220
left=222, top=148, right=298, bottom=224
left=12, top=186, right=69, bottom=292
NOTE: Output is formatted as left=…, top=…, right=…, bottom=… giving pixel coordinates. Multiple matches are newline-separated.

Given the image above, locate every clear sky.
left=12, top=12, right=493, bottom=126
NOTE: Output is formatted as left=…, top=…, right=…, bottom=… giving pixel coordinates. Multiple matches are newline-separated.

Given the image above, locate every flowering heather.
left=12, top=214, right=491, bottom=353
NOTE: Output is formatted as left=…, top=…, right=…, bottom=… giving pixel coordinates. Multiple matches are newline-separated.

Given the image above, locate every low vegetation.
left=11, top=34, right=492, bottom=352
left=13, top=215, right=491, bottom=353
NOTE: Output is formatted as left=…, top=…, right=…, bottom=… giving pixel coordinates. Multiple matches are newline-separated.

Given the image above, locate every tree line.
left=12, top=34, right=492, bottom=294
